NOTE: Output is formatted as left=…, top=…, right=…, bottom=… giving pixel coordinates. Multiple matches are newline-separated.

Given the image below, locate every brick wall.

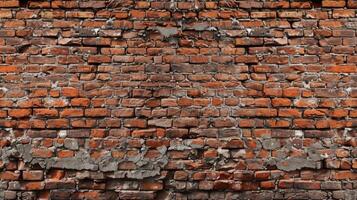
left=0, top=0, right=357, bottom=199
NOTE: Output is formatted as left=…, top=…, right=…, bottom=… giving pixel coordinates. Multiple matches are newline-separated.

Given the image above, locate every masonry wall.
left=1, top=0, right=357, bottom=199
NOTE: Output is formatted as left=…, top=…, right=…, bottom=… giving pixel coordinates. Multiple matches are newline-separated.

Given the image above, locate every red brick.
left=32, top=148, right=53, bottom=158
left=23, top=171, right=44, bottom=181
left=88, top=55, right=111, bottom=63
left=146, top=11, right=170, bottom=18
left=34, top=109, right=58, bottom=117
left=66, top=11, right=94, bottom=18
left=23, top=182, right=45, bottom=190
left=303, top=109, right=327, bottom=118
left=0, top=0, right=19, bottom=7
left=0, top=10, right=12, bottom=18
left=8, top=109, right=31, bottom=118
left=326, top=65, right=356, bottom=73
left=294, top=119, right=315, bottom=128
left=47, top=119, right=69, bottom=128
left=124, top=119, right=147, bottom=128
left=251, top=12, right=276, bottom=18
left=85, top=108, right=109, bottom=117
left=278, top=11, right=303, bottom=18
left=322, top=0, right=346, bottom=7
left=0, top=171, right=20, bottom=180
left=62, top=87, right=79, bottom=97
left=57, top=150, right=74, bottom=158
left=0, top=65, right=20, bottom=72
left=272, top=98, right=291, bottom=107
left=236, top=38, right=264, bottom=46
left=71, top=98, right=90, bottom=107
left=60, top=109, right=83, bottom=117
left=140, top=182, right=163, bottom=190
left=279, top=109, right=302, bottom=118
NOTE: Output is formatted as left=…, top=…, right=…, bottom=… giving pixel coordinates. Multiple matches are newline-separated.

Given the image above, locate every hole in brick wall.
left=19, top=0, right=28, bottom=7
left=17, top=44, right=31, bottom=53
left=311, top=0, right=322, bottom=8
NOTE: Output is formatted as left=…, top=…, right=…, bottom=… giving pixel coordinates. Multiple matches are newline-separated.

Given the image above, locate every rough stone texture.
left=0, top=0, right=357, bottom=199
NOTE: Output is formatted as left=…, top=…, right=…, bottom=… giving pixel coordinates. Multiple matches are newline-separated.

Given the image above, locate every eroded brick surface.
left=0, top=0, right=357, bottom=199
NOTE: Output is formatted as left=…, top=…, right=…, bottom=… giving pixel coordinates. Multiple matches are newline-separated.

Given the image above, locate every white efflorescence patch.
left=5, top=128, right=13, bottom=134
left=106, top=18, right=114, bottom=24
left=93, top=28, right=100, bottom=34
left=51, top=81, right=59, bottom=89
left=170, top=0, right=176, bottom=9
left=343, top=128, right=352, bottom=136
left=346, top=87, right=352, bottom=94
left=321, top=153, right=329, bottom=158
left=59, top=130, right=67, bottom=138
left=217, top=147, right=229, bottom=158
left=231, top=18, right=239, bottom=25
left=207, top=27, right=217, bottom=31
left=0, top=87, right=8, bottom=92
left=294, top=130, right=304, bottom=137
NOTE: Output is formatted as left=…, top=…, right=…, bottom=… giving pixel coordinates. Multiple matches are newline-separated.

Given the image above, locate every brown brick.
left=23, top=171, right=44, bottom=181
left=32, top=148, right=53, bottom=158
left=0, top=171, right=20, bottom=180
left=62, top=87, right=79, bottom=97
left=0, top=0, right=19, bottom=7
left=60, top=109, right=83, bottom=117
left=8, top=109, right=31, bottom=118
left=322, top=0, right=346, bottom=7
left=85, top=108, right=109, bottom=117
left=34, top=109, right=58, bottom=117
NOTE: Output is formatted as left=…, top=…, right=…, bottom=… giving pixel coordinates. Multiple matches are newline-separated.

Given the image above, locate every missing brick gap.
left=311, top=0, right=322, bottom=8
left=19, top=0, right=28, bottom=7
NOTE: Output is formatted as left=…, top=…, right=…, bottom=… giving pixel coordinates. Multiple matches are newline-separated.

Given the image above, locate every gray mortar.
left=64, top=138, right=79, bottom=150
left=156, top=27, right=178, bottom=38
left=262, top=139, right=281, bottom=150
left=276, top=157, right=318, bottom=171
left=48, top=150, right=98, bottom=170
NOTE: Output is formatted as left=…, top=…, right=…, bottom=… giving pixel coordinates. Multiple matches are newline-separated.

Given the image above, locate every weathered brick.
left=124, top=119, right=147, bottom=128
left=85, top=108, right=109, bottom=117
left=8, top=109, right=31, bottom=118
left=0, top=0, right=19, bottom=8
left=47, top=119, right=69, bottom=128
left=23, top=171, right=44, bottom=181
left=60, top=109, right=83, bottom=117
left=0, top=171, right=20, bottom=180
left=34, top=109, right=58, bottom=117
left=32, top=148, right=53, bottom=158
left=322, top=0, right=346, bottom=7
left=61, top=87, right=79, bottom=97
